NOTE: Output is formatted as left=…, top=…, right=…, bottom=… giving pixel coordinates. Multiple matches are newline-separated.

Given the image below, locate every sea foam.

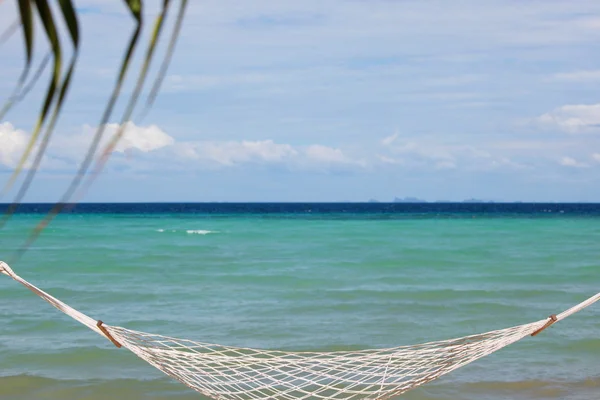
left=186, top=230, right=215, bottom=235
left=155, top=229, right=216, bottom=234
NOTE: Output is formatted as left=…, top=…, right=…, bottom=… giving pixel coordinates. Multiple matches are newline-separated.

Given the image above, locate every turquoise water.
left=1, top=212, right=599, bottom=399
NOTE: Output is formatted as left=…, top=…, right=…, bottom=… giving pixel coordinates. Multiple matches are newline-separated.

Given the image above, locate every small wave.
left=186, top=229, right=215, bottom=235
left=155, top=229, right=217, bottom=235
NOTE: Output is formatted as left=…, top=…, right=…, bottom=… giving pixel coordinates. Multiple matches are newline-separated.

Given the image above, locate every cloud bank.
left=4, top=103, right=598, bottom=176
left=535, top=104, right=600, bottom=134
left=0, top=122, right=359, bottom=173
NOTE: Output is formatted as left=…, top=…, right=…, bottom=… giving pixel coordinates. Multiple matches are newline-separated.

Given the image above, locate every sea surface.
left=1, top=203, right=599, bottom=400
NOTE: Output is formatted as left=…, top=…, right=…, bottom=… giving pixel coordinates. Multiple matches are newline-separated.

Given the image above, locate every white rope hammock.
left=2, top=260, right=598, bottom=400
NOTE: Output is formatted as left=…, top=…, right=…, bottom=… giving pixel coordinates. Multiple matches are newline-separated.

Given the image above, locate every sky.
left=1, top=0, right=600, bottom=202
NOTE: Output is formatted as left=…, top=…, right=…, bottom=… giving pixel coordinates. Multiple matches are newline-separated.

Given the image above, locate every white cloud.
left=560, top=156, right=588, bottom=168
left=0, top=122, right=30, bottom=168
left=536, top=103, right=600, bottom=133
left=0, top=121, right=364, bottom=173
left=108, top=122, right=175, bottom=153
left=552, top=70, right=600, bottom=82
left=378, top=136, right=530, bottom=171
left=51, top=122, right=175, bottom=162
left=179, top=140, right=297, bottom=166
left=305, top=145, right=348, bottom=164
left=0, top=117, right=594, bottom=179
left=176, top=140, right=362, bottom=170
left=0, top=122, right=175, bottom=170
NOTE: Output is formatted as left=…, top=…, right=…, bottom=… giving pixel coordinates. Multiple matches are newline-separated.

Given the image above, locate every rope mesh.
left=2, top=261, right=598, bottom=400
left=105, top=321, right=547, bottom=400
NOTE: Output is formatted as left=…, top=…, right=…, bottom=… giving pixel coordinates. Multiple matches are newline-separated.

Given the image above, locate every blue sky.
left=1, top=0, right=600, bottom=202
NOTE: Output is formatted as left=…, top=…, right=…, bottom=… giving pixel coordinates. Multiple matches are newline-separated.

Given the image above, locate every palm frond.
left=0, top=52, right=51, bottom=121
left=0, top=18, right=20, bottom=45
left=13, top=0, right=150, bottom=259
left=1, top=0, right=188, bottom=261
left=138, top=0, right=188, bottom=121
left=15, top=1, right=144, bottom=228
left=90, top=0, right=173, bottom=178
left=2, top=0, right=62, bottom=197
left=0, top=1, right=34, bottom=122
left=0, top=0, right=80, bottom=228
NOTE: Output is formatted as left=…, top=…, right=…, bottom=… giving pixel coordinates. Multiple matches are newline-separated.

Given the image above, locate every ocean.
left=1, top=203, right=599, bottom=400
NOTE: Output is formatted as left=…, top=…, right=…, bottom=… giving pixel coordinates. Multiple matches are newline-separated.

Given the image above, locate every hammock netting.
left=2, top=261, right=599, bottom=400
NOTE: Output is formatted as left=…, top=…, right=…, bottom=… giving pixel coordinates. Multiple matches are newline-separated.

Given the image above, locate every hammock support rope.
left=2, top=261, right=599, bottom=400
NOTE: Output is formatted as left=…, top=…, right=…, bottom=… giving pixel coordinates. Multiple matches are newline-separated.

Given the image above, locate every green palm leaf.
left=1, top=0, right=188, bottom=260
left=0, top=0, right=80, bottom=227
left=2, top=0, right=62, bottom=196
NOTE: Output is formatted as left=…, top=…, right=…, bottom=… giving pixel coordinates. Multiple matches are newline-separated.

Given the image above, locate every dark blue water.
left=3, top=202, right=600, bottom=216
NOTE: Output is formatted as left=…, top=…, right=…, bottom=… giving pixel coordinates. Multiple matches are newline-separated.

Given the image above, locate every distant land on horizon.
left=5, top=200, right=600, bottom=205
left=366, top=197, right=499, bottom=203
left=5, top=200, right=599, bottom=205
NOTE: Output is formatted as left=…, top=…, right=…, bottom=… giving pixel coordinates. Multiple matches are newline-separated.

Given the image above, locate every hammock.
left=2, top=261, right=598, bottom=400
